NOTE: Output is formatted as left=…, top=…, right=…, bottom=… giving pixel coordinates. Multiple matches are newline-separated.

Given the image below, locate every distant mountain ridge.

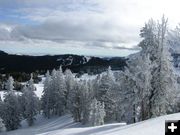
left=0, top=50, right=8, bottom=55
left=0, top=50, right=127, bottom=74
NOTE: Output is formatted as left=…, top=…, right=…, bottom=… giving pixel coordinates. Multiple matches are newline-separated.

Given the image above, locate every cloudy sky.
left=0, top=0, right=180, bottom=56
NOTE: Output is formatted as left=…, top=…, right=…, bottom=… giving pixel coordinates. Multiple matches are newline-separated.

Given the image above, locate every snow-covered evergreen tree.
left=139, top=16, right=177, bottom=117
left=97, top=67, right=115, bottom=97
left=19, top=85, right=28, bottom=118
left=167, top=25, right=180, bottom=112
left=69, top=80, right=83, bottom=122
left=41, top=71, right=53, bottom=118
left=21, top=76, right=39, bottom=126
left=116, top=69, right=138, bottom=123
left=88, top=98, right=105, bottom=126
left=96, top=67, right=116, bottom=121
left=124, top=53, right=152, bottom=122
left=65, top=69, right=76, bottom=110
left=3, top=91, right=21, bottom=130
left=82, top=80, right=95, bottom=124
left=167, top=24, right=180, bottom=54
left=42, top=68, right=67, bottom=117
left=5, top=76, right=14, bottom=91
left=53, top=67, right=67, bottom=116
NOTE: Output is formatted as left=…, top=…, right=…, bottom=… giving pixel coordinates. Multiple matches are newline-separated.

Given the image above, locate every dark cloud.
left=113, top=46, right=141, bottom=51
left=12, top=20, right=125, bottom=43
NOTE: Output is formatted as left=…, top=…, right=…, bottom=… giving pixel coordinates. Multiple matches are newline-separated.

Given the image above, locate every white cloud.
left=1, top=0, right=180, bottom=56
left=0, top=40, right=138, bottom=57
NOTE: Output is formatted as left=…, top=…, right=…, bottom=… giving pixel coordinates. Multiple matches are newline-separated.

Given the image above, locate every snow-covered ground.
left=34, top=77, right=45, bottom=99
left=38, top=113, right=180, bottom=135
left=78, top=73, right=98, bottom=81
left=3, top=113, right=180, bottom=135
left=3, top=114, right=81, bottom=135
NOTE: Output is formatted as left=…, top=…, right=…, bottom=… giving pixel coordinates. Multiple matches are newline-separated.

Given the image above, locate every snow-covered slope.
left=3, top=115, right=81, bottom=135
left=4, top=113, right=180, bottom=135
left=39, top=113, right=180, bottom=135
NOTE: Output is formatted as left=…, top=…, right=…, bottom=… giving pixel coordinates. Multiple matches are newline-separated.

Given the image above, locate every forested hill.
left=0, top=50, right=127, bottom=74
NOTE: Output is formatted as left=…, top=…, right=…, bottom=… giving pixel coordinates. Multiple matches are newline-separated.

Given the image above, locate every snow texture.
left=3, top=113, right=180, bottom=135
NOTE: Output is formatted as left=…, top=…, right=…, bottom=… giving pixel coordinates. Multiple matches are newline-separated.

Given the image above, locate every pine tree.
left=19, top=85, right=28, bottom=118
left=88, top=99, right=106, bottom=126
left=139, top=16, right=177, bottom=117
left=82, top=80, right=95, bottom=124
left=97, top=67, right=115, bottom=99
left=2, top=76, right=21, bottom=130
left=41, top=71, right=53, bottom=118
left=65, top=69, right=76, bottom=110
left=42, top=68, right=67, bottom=117
left=5, top=76, right=14, bottom=91
left=116, top=69, right=138, bottom=123
left=54, top=67, right=67, bottom=115
left=3, top=91, right=21, bottom=130
left=96, top=67, right=116, bottom=121
left=125, top=53, right=152, bottom=121
left=166, top=25, right=180, bottom=112
left=21, top=76, right=39, bottom=126
left=69, top=80, right=83, bottom=122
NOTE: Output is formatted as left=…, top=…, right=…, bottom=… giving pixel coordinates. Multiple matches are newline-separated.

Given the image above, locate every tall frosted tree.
left=97, top=67, right=114, bottom=99
left=21, top=76, right=39, bottom=126
left=41, top=71, right=53, bottom=118
left=139, top=16, right=177, bottom=117
left=65, top=69, right=76, bottom=110
left=20, top=85, right=28, bottom=118
left=116, top=69, right=139, bottom=123
left=124, top=53, right=152, bottom=122
left=42, top=68, right=67, bottom=117
left=53, top=67, right=67, bottom=116
left=5, top=76, right=14, bottom=91
left=97, top=67, right=116, bottom=121
left=69, top=80, right=83, bottom=122
left=88, top=98, right=106, bottom=126
left=3, top=91, right=21, bottom=130
left=167, top=25, right=180, bottom=112
left=82, top=80, right=95, bottom=124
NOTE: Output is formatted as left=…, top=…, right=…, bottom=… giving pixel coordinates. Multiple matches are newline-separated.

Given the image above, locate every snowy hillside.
left=3, top=115, right=81, bottom=135
left=3, top=113, right=180, bottom=135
